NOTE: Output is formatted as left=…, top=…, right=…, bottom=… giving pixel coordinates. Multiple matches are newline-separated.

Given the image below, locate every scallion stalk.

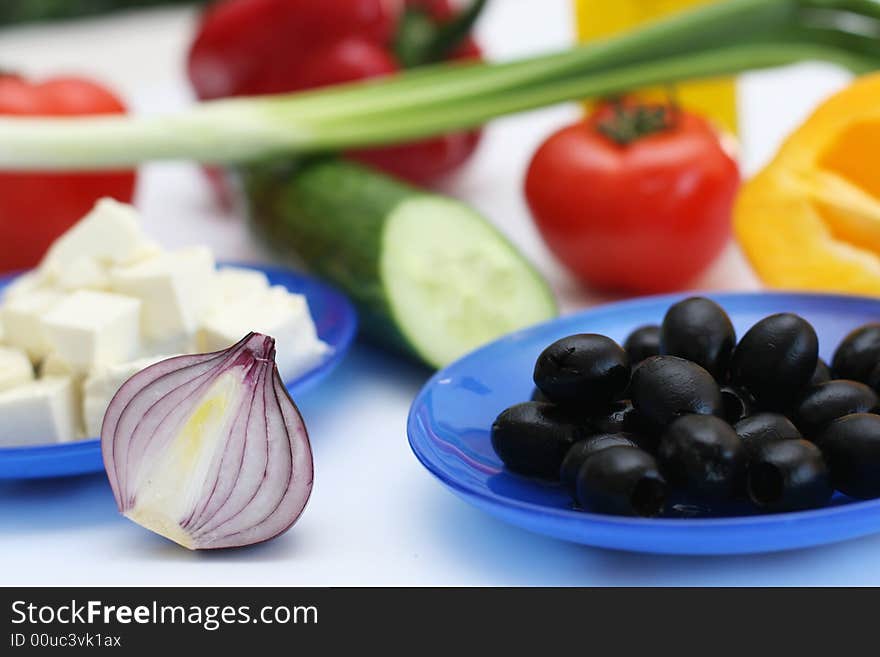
left=0, top=0, right=878, bottom=170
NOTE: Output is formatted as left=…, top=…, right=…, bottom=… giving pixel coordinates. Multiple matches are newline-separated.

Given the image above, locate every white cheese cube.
left=56, top=255, right=111, bottom=292
left=39, top=352, right=76, bottom=377
left=1, top=270, right=50, bottom=303
left=110, top=246, right=217, bottom=344
left=216, top=267, right=270, bottom=303
left=82, top=354, right=174, bottom=437
left=38, top=198, right=155, bottom=283
left=42, top=290, right=141, bottom=374
left=0, top=346, right=34, bottom=392
left=198, top=286, right=329, bottom=382
left=39, top=353, right=86, bottom=437
left=0, top=377, right=78, bottom=446
left=1, top=288, right=66, bottom=362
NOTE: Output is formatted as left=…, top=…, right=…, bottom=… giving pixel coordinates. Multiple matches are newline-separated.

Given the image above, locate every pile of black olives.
left=491, top=297, right=880, bottom=518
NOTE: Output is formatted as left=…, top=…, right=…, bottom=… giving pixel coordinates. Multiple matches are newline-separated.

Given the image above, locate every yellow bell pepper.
left=574, top=0, right=738, bottom=135
left=736, top=73, right=880, bottom=294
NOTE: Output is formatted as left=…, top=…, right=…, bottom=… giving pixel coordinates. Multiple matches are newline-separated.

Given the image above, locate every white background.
left=2, top=0, right=876, bottom=585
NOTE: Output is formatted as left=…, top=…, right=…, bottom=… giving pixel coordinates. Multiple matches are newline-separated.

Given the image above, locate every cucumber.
left=242, top=158, right=558, bottom=368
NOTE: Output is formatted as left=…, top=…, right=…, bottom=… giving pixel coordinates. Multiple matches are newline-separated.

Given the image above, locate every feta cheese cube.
left=42, top=290, right=141, bottom=374
left=82, top=355, right=174, bottom=437
left=56, top=255, right=111, bottom=292
left=0, top=346, right=34, bottom=392
left=198, top=286, right=329, bottom=382
left=0, top=377, right=78, bottom=446
left=39, top=353, right=86, bottom=437
left=110, top=246, right=217, bottom=344
left=216, top=266, right=270, bottom=303
left=1, top=270, right=49, bottom=303
left=1, top=288, right=66, bottom=362
left=39, top=198, right=155, bottom=283
left=39, top=352, right=76, bottom=377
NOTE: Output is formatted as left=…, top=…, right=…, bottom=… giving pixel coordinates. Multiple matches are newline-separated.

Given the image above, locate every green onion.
left=0, top=0, right=878, bottom=170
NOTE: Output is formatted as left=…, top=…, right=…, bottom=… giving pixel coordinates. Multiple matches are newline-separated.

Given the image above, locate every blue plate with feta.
left=0, top=264, right=357, bottom=480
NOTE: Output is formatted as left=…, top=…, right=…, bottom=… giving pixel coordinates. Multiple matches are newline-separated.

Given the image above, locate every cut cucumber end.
left=380, top=195, right=557, bottom=368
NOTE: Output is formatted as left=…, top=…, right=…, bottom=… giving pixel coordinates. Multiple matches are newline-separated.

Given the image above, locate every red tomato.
left=0, top=75, right=136, bottom=273
left=525, top=105, right=739, bottom=293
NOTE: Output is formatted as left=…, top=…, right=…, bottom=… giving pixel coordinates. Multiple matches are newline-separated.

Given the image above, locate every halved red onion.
left=101, top=333, right=313, bottom=550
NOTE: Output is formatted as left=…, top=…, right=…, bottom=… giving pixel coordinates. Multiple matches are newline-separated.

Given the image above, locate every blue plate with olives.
left=407, top=292, right=880, bottom=555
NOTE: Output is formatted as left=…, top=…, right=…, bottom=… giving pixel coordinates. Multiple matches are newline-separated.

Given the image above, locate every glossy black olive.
left=575, top=446, right=667, bottom=517
left=559, top=433, right=637, bottom=493
left=624, top=325, right=661, bottom=364
left=819, top=413, right=880, bottom=499
left=747, top=439, right=832, bottom=512
left=719, top=385, right=754, bottom=424
left=658, top=414, right=747, bottom=501
left=660, top=297, right=736, bottom=379
left=629, top=356, right=723, bottom=427
left=730, top=313, right=818, bottom=409
left=491, top=402, right=584, bottom=478
left=810, top=358, right=831, bottom=386
left=734, top=412, right=802, bottom=455
left=590, top=398, right=651, bottom=432
left=832, top=323, right=880, bottom=385
left=868, top=362, right=880, bottom=393
left=792, top=380, right=879, bottom=437
left=530, top=387, right=549, bottom=402
left=533, top=334, right=630, bottom=407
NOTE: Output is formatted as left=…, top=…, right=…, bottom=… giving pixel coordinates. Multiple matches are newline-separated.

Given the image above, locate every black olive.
left=810, top=358, right=831, bottom=386
left=730, top=313, right=818, bottom=410
left=624, top=325, right=661, bottom=364
left=575, top=446, right=667, bottom=517
left=660, top=297, right=736, bottom=379
left=533, top=334, right=630, bottom=407
left=629, top=356, right=723, bottom=427
left=792, top=380, right=879, bottom=437
left=491, top=402, right=584, bottom=478
left=818, top=413, right=880, bottom=499
left=868, top=362, right=880, bottom=393
left=734, top=412, right=802, bottom=455
left=719, top=385, right=754, bottom=424
left=591, top=398, right=654, bottom=434
left=747, top=439, right=832, bottom=512
left=530, top=387, right=549, bottom=403
left=832, top=323, right=880, bottom=385
left=559, top=433, right=637, bottom=493
left=658, top=414, right=747, bottom=501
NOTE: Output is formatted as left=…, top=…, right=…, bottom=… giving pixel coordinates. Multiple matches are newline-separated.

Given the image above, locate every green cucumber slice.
left=243, top=157, right=557, bottom=368
left=381, top=195, right=556, bottom=366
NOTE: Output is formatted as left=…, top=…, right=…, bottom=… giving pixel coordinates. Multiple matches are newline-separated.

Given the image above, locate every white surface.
left=4, top=1, right=879, bottom=586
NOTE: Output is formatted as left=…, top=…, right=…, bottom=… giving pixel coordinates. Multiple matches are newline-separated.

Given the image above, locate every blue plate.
left=408, top=291, right=880, bottom=555
left=0, top=263, right=357, bottom=480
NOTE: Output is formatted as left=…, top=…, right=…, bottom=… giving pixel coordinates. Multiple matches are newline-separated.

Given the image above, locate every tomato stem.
left=596, top=102, right=677, bottom=145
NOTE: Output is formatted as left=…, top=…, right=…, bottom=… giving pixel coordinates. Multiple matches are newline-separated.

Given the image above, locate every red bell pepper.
left=0, top=75, right=136, bottom=273
left=187, top=0, right=484, bottom=185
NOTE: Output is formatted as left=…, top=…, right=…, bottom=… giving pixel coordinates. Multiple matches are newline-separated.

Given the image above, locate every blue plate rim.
left=0, top=262, right=358, bottom=467
left=407, top=290, right=880, bottom=531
